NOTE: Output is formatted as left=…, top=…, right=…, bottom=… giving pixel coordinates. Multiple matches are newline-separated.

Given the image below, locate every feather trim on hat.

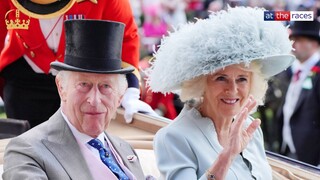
left=147, top=6, right=294, bottom=93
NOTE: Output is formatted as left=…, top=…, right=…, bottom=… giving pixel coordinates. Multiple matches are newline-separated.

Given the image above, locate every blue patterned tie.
left=88, top=139, right=129, bottom=180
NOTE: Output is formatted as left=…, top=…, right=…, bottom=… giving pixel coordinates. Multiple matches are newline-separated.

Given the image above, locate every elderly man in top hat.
left=2, top=20, right=146, bottom=180
left=276, top=20, right=320, bottom=166
left=0, top=0, right=156, bottom=128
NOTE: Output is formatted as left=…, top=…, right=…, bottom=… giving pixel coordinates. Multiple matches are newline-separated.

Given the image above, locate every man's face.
left=57, top=72, right=123, bottom=138
left=291, top=36, right=318, bottom=62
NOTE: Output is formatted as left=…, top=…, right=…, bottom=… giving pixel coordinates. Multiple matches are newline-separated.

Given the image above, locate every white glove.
left=121, top=88, right=159, bottom=123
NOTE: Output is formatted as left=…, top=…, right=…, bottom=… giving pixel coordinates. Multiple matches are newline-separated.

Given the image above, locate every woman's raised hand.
left=226, top=95, right=261, bottom=158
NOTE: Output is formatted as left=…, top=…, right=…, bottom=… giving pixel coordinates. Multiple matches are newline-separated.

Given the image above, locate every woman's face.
left=203, top=64, right=252, bottom=119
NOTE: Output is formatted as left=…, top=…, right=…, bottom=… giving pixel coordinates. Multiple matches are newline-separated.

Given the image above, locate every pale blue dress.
left=154, top=105, right=272, bottom=180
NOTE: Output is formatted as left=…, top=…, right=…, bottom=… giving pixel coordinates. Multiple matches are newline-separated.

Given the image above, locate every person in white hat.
left=147, top=6, right=295, bottom=179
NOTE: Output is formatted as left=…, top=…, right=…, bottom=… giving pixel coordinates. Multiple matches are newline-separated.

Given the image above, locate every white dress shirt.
left=282, top=52, right=320, bottom=153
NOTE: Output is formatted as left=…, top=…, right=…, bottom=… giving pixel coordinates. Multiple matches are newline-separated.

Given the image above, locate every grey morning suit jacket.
left=2, top=110, right=145, bottom=180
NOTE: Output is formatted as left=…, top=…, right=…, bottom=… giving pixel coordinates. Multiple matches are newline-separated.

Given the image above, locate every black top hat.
left=50, top=20, right=134, bottom=74
left=11, top=0, right=76, bottom=19
left=290, top=20, right=320, bottom=43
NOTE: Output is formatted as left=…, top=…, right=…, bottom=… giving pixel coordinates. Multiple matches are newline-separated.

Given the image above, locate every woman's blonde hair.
left=180, top=62, right=268, bottom=108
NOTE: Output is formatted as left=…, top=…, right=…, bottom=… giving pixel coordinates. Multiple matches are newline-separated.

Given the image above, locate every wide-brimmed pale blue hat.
left=147, top=6, right=295, bottom=93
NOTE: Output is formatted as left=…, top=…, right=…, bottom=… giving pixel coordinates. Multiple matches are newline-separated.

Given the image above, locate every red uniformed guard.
left=0, top=0, right=157, bottom=127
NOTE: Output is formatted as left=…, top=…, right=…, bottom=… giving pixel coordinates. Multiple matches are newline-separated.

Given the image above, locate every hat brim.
left=290, top=33, right=320, bottom=43
left=11, top=0, right=75, bottom=19
left=254, top=54, right=295, bottom=78
left=50, top=61, right=134, bottom=74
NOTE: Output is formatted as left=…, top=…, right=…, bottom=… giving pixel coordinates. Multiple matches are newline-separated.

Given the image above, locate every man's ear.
left=118, top=94, right=124, bottom=107
left=56, top=77, right=67, bottom=102
left=117, top=88, right=127, bottom=107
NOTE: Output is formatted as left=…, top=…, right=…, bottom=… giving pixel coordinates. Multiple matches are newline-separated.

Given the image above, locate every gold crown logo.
left=5, top=9, right=30, bottom=30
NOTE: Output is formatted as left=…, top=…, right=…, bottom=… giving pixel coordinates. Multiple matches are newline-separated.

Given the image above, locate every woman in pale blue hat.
left=147, top=6, right=295, bottom=180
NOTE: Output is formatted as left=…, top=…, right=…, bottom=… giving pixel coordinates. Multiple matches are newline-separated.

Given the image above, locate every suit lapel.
left=292, top=89, right=307, bottom=115
left=42, top=111, right=93, bottom=180
left=106, top=133, right=145, bottom=179
left=292, top=61, right=320, bottom=116
left=189, top=109, right=223, bottom=153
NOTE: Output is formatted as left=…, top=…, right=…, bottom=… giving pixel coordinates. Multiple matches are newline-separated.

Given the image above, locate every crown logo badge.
left=5, top=9, right=30, bottom=30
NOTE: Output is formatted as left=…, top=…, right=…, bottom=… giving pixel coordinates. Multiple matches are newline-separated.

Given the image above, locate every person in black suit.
left=276, top=20, right=320, bottom=166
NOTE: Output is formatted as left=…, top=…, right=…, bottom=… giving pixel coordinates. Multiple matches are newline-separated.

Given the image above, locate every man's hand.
left=121, top=88, right=159, bottom=123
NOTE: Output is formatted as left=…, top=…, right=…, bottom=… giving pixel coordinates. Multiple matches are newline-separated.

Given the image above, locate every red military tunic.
left=0, top=0, right=141, bottom=127
left=0, top=0, right=140, bottom=78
